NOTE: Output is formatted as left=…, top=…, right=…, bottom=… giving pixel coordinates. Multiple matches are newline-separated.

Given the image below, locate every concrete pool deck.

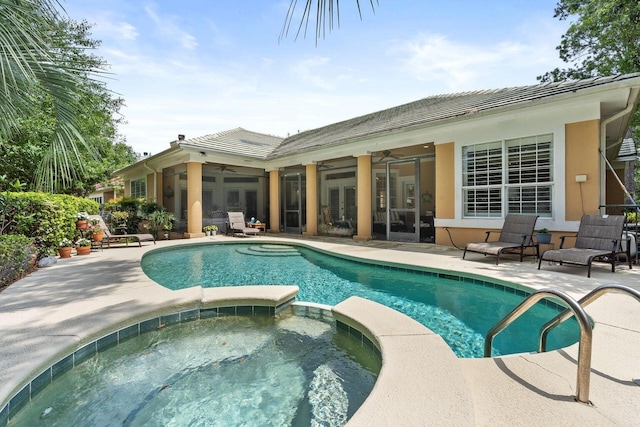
left=1, top=235, right=639, bottom=426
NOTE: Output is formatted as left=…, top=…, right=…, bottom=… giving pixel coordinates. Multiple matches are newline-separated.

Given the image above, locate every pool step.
left=235, top=245, right=301, bottom=257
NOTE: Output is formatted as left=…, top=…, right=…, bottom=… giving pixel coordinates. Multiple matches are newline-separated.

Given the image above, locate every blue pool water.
left=141, top=243, right=580, bottom=357
left=10, top=315, right=378, bottom=426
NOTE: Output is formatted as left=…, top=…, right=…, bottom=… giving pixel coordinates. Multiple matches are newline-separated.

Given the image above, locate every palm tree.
left=280, top=0, right=378, bottom=44
left=0, top=0, right=102, bottom=192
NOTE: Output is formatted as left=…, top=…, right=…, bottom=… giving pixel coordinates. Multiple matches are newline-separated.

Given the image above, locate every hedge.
left=0, top=235, right=36, bottom=289
left=0, top=192, right=99, bottom=258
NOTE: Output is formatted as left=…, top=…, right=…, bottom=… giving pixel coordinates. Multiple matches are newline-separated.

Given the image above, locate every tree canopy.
left=0, top=2, right=134, bottom=193
left=539, top=0, right=640, bottom=201
left=538, top=0, right=640, bottom=81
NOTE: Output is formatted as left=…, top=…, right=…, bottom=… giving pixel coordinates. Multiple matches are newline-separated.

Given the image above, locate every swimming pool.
left=9, top=312, right=378, bottom=426
left=141, top=243, right=580, bottom=357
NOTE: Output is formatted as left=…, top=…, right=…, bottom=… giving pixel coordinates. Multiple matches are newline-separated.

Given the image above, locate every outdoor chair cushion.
left=463, top=214, right=539, bottom=264
left=538, top=214, right=631, bottom=277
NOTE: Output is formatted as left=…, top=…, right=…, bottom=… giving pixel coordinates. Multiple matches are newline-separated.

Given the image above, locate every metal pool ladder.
left=484, top=285, right=640, bottom=404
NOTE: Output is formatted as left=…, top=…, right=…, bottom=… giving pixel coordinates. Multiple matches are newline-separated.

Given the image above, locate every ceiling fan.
left=218, top=164, right=236, bottom=173
left=317, top=161, right=333, bottom=170
left=378, top=150, right=399, bottom=161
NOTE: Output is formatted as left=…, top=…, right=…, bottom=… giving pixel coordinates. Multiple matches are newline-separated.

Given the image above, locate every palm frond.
left=0, top=0, right=107, bottom=192
left=279, top=0, right=378, bottom=45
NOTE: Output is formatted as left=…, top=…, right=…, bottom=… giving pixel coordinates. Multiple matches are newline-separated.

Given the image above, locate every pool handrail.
left=484, top=288, right=593, bottom=404
left=539, top=284, right=640, bottom=353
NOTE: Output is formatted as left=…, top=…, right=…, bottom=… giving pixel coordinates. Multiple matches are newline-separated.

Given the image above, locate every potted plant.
left=109, top=211, right=129, bottom=234
left=75, top=238, right=92, bottom=256
left=203, top=225, right=218, bottom=236
left=58, top=238, right=73, bottom=258
left=146, top=210, right=175, bottom=240
left=86, top=219, right=105, bottom=242
left=76, top=212, right=89, bottom=230
left=89, top=226, right=105, bottom=242
left=536, top=228, right=552, bottom=244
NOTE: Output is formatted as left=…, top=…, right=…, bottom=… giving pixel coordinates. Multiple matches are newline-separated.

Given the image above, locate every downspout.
left=143, top=162, right=157, bottom=203
left=599, top=88, right=639, bottom=210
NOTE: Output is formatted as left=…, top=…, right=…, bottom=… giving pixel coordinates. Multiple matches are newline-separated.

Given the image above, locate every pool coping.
left=1, top=235, right=639, bottom=425
left=333, top=296, right=475, bottom=426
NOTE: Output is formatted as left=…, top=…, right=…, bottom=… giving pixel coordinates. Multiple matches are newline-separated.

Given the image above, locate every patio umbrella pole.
left=598, top=148, right=637, bottom=206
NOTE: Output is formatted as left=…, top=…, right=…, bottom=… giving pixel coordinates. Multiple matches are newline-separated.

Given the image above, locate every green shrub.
left=103, top=196, right=145, bottom=233
left=0, top=235, right=36, bottom=289
left=0, top=192, right=98, bottom=258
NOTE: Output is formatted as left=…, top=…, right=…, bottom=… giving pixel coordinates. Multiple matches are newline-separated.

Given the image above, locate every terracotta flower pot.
left=58, top=247, right=72, bottom=258
left=91, top=231, right=104, bottom=242
left=76, top=220, right=88, bottom=230
left=76, top=246, right=91, bottom=256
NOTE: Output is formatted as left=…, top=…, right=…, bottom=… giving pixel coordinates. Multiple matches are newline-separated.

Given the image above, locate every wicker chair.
left=538, top=215, right=631, bottom=277
left=463, top=214, right=539, bottom=264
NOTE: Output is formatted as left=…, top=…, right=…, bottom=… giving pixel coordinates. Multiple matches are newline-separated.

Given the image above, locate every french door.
left=328, top=185, right=357, bottom=223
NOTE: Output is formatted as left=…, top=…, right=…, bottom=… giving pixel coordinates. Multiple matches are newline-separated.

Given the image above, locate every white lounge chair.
left=227, top=212, right=260, bottom=237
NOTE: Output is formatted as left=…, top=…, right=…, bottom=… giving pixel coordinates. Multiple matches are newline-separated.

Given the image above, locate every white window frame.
left=130, top=178, right=146, bottom=199
left=462, top=134, right=553, bottom=218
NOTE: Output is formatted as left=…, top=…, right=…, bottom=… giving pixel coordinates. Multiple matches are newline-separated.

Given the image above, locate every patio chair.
left=227, top=212, right=260, bottom=237
left=88, top=215, right=156, bottom=247
left=538, top=214, right=631, bottom=277
left=463, top=214, right=539, bottom=264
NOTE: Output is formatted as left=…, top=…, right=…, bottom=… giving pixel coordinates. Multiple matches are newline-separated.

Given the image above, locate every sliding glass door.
left=387, top=159, right=420, bottom=242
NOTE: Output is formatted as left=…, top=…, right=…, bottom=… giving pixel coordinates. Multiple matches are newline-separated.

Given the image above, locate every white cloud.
left=291, top=56, right=335, bottom=89
left=394, top=34, right=527, bottom=89
left=88, top=16, right=139, bottom=42
left=143, top=4, right=198, bottom=50
left=117, top=22, right=139, bottom=40
left=392, top=19, right=568, bottom=92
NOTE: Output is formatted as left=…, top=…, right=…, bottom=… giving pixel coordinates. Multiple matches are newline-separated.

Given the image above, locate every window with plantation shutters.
left=462, top=134, right=553, bottom=217
left=505, top=135, right=552, bottom=216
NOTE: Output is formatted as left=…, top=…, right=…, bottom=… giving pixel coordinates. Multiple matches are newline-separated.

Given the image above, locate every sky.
left=61, top=0, right=571, bottom=157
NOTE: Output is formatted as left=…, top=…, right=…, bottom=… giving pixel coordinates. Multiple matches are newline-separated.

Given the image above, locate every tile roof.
left=181, top=127, right=283, bottom=159
left=269, top=73, right=640, bottom=158
left=616, top=137, right=638, bottom=161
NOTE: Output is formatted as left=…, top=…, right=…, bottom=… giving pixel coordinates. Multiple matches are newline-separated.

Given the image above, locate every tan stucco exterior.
left=185, top=161, right=205, bottom=237
left=146, top=172, right=155, bottom=202
left=434, top=142, right=455, bottom=245
left=156, top=172, right=163, bottom=206
left=269, top=169, right=280, bottom=233
left=565, top=120, right=600, bottom=220
left=305, top=164, right=318, bottom=236
left=355, top=154, right=373, bottom=241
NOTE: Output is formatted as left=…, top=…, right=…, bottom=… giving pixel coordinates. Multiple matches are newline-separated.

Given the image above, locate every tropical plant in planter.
left=536, top=228, right=552, bottom=244
left=58, top=238, right=73, bottom=258
left=75, top=238, right=92, bottom=255
left=146, top=210, right=176, bottom=240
